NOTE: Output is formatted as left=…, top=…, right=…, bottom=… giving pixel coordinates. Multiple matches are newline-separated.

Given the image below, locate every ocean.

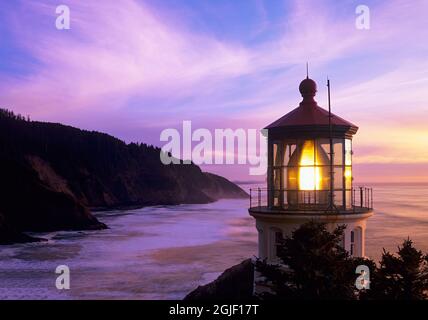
left=0, top=183, right=427, bottom=299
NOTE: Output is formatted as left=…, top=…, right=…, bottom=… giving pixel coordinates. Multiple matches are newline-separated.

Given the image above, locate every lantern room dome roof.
left=265, top=78, right=358, bottom=134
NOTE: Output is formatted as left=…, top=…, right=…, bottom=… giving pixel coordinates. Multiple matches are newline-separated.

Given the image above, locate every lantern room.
left=263, top=77, right=367, bottom=211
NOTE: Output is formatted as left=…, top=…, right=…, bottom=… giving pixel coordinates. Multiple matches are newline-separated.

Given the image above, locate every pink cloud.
left=0, top=0, right=251, bottom=120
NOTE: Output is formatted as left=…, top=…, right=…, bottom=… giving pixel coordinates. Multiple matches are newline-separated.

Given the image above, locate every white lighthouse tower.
left=249, top=77, right=373, bottom=265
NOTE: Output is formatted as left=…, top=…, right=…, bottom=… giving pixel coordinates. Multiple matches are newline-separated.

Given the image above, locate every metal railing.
left=249, top=187, right=373, bottom=213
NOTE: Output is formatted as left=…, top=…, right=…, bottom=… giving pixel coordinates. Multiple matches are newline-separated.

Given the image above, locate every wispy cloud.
left=0, top=0, right=251, bottom=119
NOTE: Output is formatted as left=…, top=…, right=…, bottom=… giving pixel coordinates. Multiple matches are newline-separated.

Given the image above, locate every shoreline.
left=1, top=195, right=249, bottom=246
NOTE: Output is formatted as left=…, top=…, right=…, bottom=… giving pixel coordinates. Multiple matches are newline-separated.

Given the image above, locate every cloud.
left=0, top=0, right=251, bottom=120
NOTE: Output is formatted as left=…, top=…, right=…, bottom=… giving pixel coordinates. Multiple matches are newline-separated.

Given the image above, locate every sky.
left=1, top=0, right=428, bottom=183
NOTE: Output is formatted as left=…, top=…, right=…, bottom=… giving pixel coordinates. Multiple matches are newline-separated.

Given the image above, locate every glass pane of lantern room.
left=345, top=139, right=352, bottom=165
left=282, top=167, right=288, bottom=207
left=273, top=169, right=281, bottom=190
left=334, top=167, right=344, bottom=189
left=273, top=143, right=281, bottom=167
left=345, top=166, right=352, bottom=189
left=334, top=139, right=344, bottom=165
left=273, top=169, right=281, bottom=207
left=283, top=141, right=296, bottom=166
left=317, top=139, right=331, bottom=163
left=282, top=167, right=288, bottom=190
left=315, top=139, right=330, bottom=191
left=334, top=167, right=344, bottom=207
left=298, top=140, right=319, bottom=191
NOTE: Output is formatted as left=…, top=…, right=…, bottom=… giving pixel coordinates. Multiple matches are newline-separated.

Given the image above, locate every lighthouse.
left=249, top=76, right=373, bottom=265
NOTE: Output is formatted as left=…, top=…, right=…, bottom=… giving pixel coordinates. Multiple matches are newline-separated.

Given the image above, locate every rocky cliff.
left=0, top=109, right=248, bottom=244
left=184, top=259, right=255, bottom=300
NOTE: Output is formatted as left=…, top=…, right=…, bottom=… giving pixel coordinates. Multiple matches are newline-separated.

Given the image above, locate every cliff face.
left=0, top=156, right=106, bottom=233
left=0, top=109, right=248, bottom=244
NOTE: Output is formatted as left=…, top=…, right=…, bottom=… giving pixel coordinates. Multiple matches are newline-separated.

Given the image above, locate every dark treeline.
left=0, top=108, right=163, bottom=188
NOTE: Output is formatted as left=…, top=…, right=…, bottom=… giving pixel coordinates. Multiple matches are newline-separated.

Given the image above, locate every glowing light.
left=345, top=167, right=352, bottom=178
left=298, top=140, right=322, bottom=190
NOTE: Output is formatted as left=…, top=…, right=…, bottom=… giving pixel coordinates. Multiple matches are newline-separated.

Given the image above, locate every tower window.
left=275, top=231, right=283, bottom=256
left=270, top=229, right=284, bottom=261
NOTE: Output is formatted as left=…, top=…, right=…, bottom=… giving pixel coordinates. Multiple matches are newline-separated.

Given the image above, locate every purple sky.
left=1, top=0, right=428, bottom=182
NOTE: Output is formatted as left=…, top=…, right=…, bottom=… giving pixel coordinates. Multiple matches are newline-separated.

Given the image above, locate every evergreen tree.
left=366, top=239, right=428, bottom=300
left=256, top=221, right=375, bottom=300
